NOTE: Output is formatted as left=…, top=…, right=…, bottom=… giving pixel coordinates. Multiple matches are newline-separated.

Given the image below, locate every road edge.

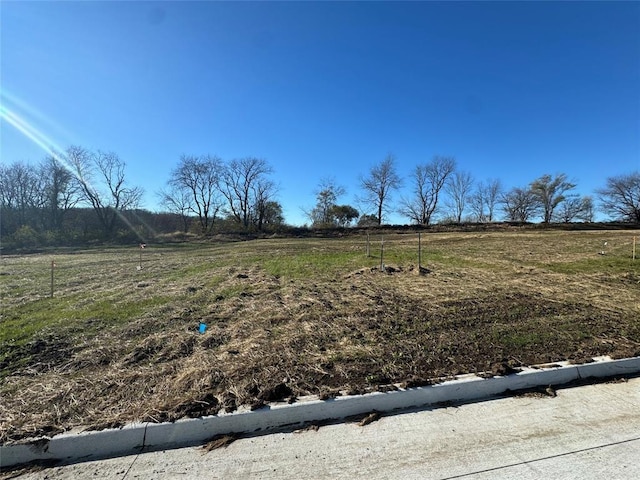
left=2, top=355, right=639, bottom=469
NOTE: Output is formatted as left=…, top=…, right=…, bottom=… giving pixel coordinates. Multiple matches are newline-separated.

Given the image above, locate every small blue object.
left=199, top=322, right=207, bottom=334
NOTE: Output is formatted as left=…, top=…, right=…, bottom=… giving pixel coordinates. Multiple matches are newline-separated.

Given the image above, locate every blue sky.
left=2, top=1, right=639, bottom=225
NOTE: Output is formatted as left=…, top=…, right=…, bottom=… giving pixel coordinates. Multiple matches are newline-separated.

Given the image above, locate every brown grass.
left=1, top=228, right=639, bottom=443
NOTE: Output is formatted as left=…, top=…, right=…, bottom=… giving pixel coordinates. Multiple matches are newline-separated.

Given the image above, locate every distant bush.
left=11, top=225, right=40, bottom=249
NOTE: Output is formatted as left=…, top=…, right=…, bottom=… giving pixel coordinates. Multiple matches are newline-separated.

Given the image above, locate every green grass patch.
left=260, top=249, right=364, bottom=278
left=498, top=331, right=550, bottom=349
left=0, top=294, right=172, bottom=348
left=543, top=256, right=639, bottom=275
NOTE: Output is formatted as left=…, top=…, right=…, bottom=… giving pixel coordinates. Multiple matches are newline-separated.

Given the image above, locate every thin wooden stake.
left=418, top=232, right=422, bottom=270
left=380, top=236, right=384, bottom=271
left=633, top=236, right=637, bottom=261
left=50, top=260, right=55, bottom=298
left=366, top=232, right=370, bottom=257
left=139, top=243, right=146, bottom=269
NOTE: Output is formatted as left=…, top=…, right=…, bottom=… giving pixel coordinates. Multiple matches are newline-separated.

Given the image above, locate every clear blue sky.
left=2, top=1, right=639, bottom=225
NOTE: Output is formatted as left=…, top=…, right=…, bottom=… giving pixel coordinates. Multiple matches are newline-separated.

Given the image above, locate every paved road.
left=10, top=377, right=640, bottom=479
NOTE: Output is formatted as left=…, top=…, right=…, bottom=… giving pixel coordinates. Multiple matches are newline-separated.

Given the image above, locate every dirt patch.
left=258, top=382, right=294, bottom=402
left=201, top=433, right=237, bottom=451
left=123, top=334, right=197, bottom=365
left=0, top=334, right=74, bottom=375
left=357, top=411, right=382, bottom=426
left=158, top=392, right=220, bottom=422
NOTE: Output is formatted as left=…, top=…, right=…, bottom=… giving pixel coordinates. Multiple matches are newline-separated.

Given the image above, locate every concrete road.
left=11, top=377, right=640, bottom=479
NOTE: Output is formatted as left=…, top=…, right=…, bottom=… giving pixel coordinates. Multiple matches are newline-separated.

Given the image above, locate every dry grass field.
left=1, top=227, right=639, bottom=443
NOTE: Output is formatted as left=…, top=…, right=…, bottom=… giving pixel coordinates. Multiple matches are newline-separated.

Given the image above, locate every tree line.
left=0, top=147, right=284, bottom=246
left=158, top=154, right=282, bottom=234
left=1, top=146, right=639, bottom=248
left=313, top=154, right=638, bottom=228
left=1, top=147, right=152, bottom=247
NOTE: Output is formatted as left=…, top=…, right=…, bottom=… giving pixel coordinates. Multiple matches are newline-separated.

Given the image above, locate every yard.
left=1, top=227, right=639, bottom=443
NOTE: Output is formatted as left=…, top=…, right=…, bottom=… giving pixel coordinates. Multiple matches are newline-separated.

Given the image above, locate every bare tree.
left=359, top=154, right=402, bottom=225
left=501, top=187, right=540, bottom=222
left=530, top=173, right=576, bottom=224
left=167, top=154, right=224, bottom=233
left=577, top=196, right=595, bottom=222
left=251, top=177, right=279, bottom=230
left=0, top=161, right=44, bottom=232
left=307, top=177, right=346, bottom=227
left=399, top=156, right=456, bottom=225
left=446, top=170, right=474, bottom=223
left=157, top=185, right=193, bottom=232
left=220, top=157, right=274, bottom=228
left=553, top=195, right=594, bottom=223
left=1, top=157, right=79, bottom=239
left=470, top=178, right=502, bottom=222
left=41, top=155, right=81, bottom=231
left=484, top=178, right=502, bottom=222
left=597, top=171, right=640, bottom=222
left=67, top=146, right=144, bottom=238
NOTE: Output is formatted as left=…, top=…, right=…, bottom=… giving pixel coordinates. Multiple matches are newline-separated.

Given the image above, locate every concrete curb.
left=2, top=355, right=639, bottom=469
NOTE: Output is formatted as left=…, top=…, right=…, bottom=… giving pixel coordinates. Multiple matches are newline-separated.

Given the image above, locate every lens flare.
left=1, top=104, right=65, bottom=162
left=1, top=92, right=157, bottom=242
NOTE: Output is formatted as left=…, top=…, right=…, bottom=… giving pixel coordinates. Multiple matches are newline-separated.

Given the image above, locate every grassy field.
left=1, top=228, right=639, bottom=443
